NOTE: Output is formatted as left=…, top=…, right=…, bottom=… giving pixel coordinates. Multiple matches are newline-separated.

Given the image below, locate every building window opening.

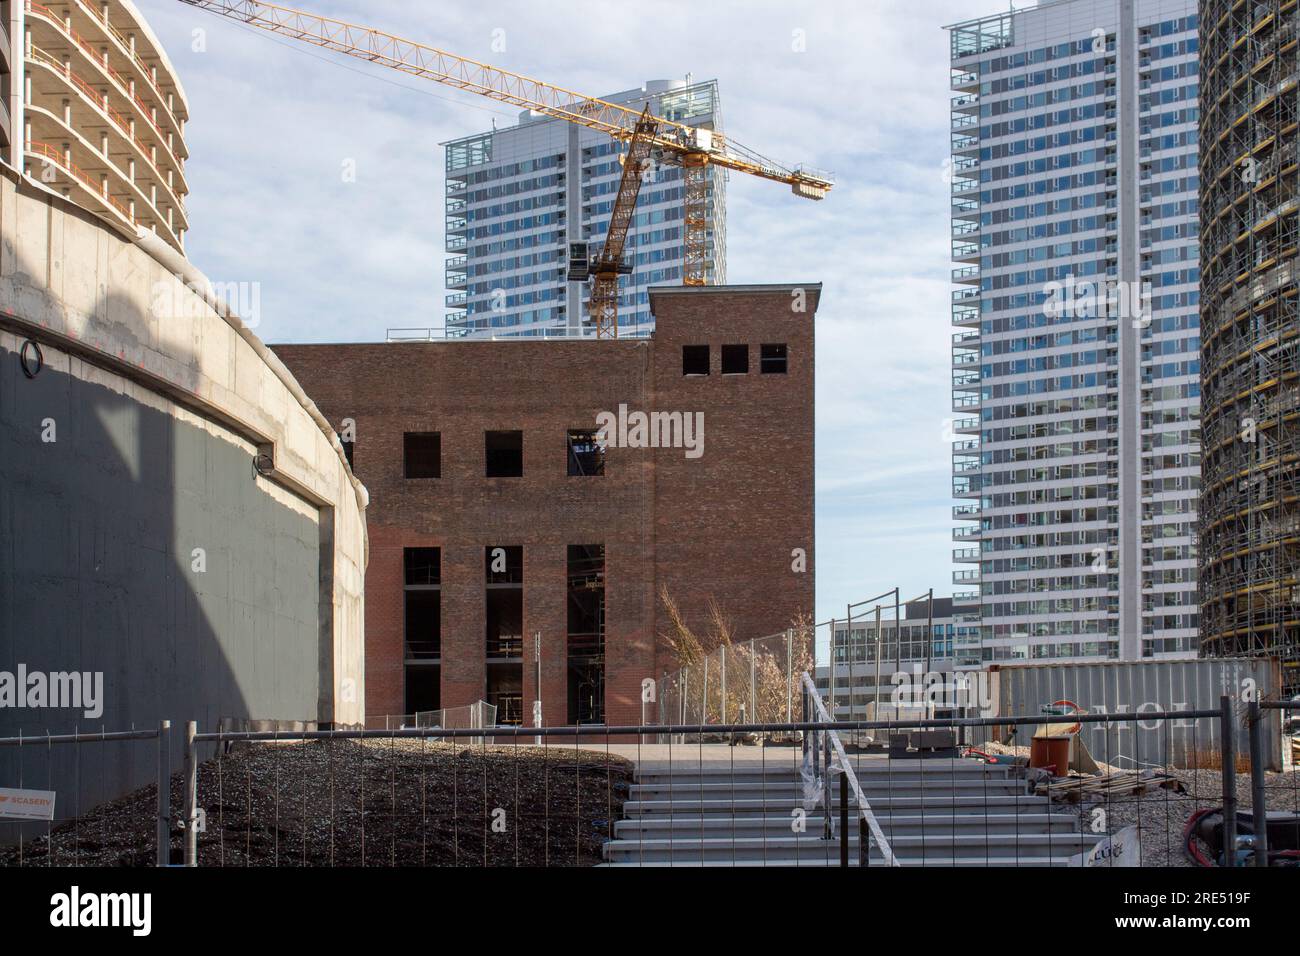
left=486, top=546, right=524, bottom=724
left=567, top=544, right=605, bottom=725
left=721, top=344, right=749, bottom=375
left=485, top=430, right=523, bottom=477
left=403, top=546, right=441, bottom=719
left=682, top=344, right=710, bottom=376
left=760, top=344, right=788, bottom=374
left=567, top=429, right=605, bottom=476
left=404, top=432, right=441, bottom=478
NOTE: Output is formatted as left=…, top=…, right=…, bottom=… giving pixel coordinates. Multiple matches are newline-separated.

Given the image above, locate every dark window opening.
left=721, top=344, right=749, bottom=375
left=485, top=545, right=523, bottom=584
left=682, top=344, right=710, bottom=376
left=485, top=545, right=523, bottom=659
left=404, top=432, right=441, bottom=478
left=485, top=590, right=523, bottom=659
left=486, top=544, right=523, bottom=725
left=567, top=429, right=605, bottom=476
left=404, top=547, right=441, bottom=661
left=404, top=666, right=440, bottom=717
left=405, top=547, right=441, bottom=586
left=405, top=591, right=440, bottom=660
left=485, top=430, right=523, bottom=477
left=760, top=343, right=788, bottom=374
left=486, top=663, right=523, bottom=726
left=567, top=544, right=605, bottom=724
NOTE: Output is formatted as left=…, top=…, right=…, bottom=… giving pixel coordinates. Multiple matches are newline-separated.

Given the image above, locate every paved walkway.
left=545, top=741, right=898, bottom=773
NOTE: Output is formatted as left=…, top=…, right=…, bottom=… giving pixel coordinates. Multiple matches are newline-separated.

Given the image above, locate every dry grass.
left=659, top=586, right=814, bottom=724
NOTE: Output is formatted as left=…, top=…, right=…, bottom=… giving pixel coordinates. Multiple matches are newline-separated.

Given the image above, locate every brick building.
left=273, top=284, right=816, bottom=726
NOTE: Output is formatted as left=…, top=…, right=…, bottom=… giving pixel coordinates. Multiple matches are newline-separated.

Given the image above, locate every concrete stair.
left=601, top=756, right=1093, bottom=867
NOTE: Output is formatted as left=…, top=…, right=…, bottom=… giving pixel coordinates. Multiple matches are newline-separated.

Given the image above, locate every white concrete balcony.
left=24, top=105, right=184, bottom=252
left=25, top=45, right=188, bottom=240
left=27, top=0, right=187, bottom=131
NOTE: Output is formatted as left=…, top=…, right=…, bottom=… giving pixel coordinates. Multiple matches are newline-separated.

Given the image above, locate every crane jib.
left=179, top=0, right=835, bottom=331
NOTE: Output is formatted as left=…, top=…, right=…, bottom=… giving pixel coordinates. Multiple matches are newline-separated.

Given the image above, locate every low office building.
left=275, top=284, right=816, bottom=726
left=814, top=597, right=970, bottom=719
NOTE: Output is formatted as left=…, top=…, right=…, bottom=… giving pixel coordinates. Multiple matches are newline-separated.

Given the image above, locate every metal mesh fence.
left=656, top=629, right=813, bottom=735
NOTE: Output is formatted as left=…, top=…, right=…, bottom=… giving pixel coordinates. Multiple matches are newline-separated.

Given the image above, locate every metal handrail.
left=801, top=671, right=899, bottom=867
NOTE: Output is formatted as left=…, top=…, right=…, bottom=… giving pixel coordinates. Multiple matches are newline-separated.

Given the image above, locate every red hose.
left=1184, top=807, right=1219, bottom=867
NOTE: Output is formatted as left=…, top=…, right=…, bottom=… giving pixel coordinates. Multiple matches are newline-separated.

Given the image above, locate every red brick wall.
left=272, top=284, right=816, bottom=725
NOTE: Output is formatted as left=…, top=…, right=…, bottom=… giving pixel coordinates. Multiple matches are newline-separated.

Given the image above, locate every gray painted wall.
left=0, top=340, right=323, bottom=832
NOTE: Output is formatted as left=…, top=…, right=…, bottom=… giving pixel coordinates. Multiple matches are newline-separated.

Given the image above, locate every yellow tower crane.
left=179, top=0, right=834, bottom=336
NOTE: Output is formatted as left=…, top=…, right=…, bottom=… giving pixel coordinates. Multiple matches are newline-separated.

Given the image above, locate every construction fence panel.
left=0, top=726, right=171, bottom=865
left=1, top=701, right=1295, bottom=867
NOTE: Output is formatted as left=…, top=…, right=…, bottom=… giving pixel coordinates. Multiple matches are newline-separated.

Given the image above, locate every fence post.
left=702, top=658, right=708, bottom=726
left=1247, top=700, right=1268, bottom=867
left=822, top=729, right=832, bottom=840
left=155, top=719, right=171, bottom=866
left=720, top=645, right=726, bottom=724
left=786, top=629, right=793, bottom=724
left=1219, top=695, right=1237, bottom=867
left=659, top=671, right=667, bottom=745
left=839, top=768, right=849, bottom=867
left=860, top=814, right=869, bottom=867
left=183, top=721, right=198, bottom=867
left=749, top=638, right=757, bottom=723
left=801, top=684, right=809, bottom=758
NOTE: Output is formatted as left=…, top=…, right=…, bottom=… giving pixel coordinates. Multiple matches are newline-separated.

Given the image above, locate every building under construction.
left=274, top=285, right=816, bottom=726
left=1199, top=0, right=1300, bottom=693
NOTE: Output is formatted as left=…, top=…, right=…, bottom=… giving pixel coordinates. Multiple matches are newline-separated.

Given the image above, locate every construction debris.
left=1034, top=769, right=1182, bottom=804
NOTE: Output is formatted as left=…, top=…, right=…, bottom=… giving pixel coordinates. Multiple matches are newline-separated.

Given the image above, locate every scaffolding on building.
left=1199, top=0, right=1300, bottom=693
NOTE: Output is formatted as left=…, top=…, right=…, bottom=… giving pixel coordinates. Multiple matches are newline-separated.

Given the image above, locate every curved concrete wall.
left=0, top=165, right=367, bottom=742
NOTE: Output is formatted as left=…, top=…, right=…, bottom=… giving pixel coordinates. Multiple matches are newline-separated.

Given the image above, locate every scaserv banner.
left=1070, top=825, right=1141, bottom=867
left=0, top=787, right=57, bottom=821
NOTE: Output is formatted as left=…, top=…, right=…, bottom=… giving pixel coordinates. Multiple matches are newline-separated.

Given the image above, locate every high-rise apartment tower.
left=947, top=0, right=1201, bottom=665
left=442, top=79, right=726, bottom=338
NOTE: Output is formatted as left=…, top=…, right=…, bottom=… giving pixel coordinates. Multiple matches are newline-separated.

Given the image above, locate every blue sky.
left=136, top=0, right=991, bottom=624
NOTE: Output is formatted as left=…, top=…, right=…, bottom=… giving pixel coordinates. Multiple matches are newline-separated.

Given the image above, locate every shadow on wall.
left=0, top=282, right=325, bottom=840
